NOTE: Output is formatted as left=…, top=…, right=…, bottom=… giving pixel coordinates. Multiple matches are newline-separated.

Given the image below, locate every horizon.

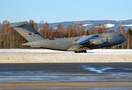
left=1, top=19, right=132, bottom=24
left=48, top=19, right=132, bottom=24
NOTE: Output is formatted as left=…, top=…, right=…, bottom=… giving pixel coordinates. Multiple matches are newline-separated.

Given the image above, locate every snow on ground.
left=95, top=24, right=115, bottom=28
left=0, top=49, right=65, bottom=54
left=121, top=24, right=132, bottom=27
left=104, top=24, right=115, bottom=28
left=0, top=49, right=132, bottom=63
left=0, top=49, right=132, bottom=54
left=83, top=24, right=92, bottom=26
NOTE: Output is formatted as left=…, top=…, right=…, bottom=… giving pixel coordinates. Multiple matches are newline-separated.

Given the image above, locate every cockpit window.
left=119, top=34, right=125, bottom=38
left=119, top=34, right=122, bottom=37
left=94, top=35, right=98, bottom=37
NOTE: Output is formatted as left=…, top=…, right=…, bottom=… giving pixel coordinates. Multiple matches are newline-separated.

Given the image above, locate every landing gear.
left=83, top=50, right=87, bottom=53
left=75, top=50, right=87, bottom=53
left=119, top=45, right=122, bottom=49
left=75, top=51, right=78, bottom=53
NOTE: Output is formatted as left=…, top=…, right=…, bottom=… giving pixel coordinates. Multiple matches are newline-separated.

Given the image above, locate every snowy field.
left=0, top=49, right=66, bottom=54
left=0, top=49, right=132, bottom=54
left=0, top=49, right=132, bottom=63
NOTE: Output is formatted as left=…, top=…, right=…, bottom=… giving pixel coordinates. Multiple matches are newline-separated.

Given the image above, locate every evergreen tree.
left=127, top=28, right=132, bottom=49
left=29, top=22, right=34, bottom=28
left=127, top=28, right=132, bottom=35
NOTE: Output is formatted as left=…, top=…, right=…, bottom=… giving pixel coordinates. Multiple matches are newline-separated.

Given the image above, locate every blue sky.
left=0, top=0, right=132, bottom=23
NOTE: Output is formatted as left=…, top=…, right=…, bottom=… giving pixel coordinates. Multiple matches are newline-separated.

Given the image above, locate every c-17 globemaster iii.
left=10, top=21, right=126, bottom=53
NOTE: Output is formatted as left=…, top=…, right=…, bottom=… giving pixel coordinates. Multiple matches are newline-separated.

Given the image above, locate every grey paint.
left=9, top=22, right=44, bottom=42
left=10, top=22, right=126, bottom=52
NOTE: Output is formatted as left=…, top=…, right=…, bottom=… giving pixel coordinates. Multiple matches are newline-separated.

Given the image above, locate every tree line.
left=0, top=20, right=132, bottom=49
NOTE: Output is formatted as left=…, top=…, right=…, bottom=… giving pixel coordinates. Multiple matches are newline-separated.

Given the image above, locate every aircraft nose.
left=124, top=36, right=126, bottom=41
left=119, top=34, right=126, bottom=42
left=122, top=35, right=126, bottom=42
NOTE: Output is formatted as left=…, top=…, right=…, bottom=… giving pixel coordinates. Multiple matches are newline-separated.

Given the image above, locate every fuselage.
left=10, top=22, right=126, bottom=52
left=22, top=33, right=126, bottom=51
left=23, top=36, right=81, bottom=50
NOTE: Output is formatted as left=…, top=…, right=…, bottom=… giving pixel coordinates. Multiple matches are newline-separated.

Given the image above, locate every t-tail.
left=9, top=21, right=44, bottom=42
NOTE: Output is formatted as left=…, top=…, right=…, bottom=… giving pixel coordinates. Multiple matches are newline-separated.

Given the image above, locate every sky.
left=0, top=0, right=132, bottom=23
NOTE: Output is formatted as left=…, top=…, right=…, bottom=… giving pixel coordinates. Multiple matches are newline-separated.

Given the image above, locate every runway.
left=1, top=63, right=132, bottom=82
left=0, top=63, right=132, bottom=89
left=0, top=49, right=132, bottom=89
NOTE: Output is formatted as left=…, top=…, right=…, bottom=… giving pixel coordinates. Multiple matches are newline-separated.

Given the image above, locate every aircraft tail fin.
left=9, top=21, right=44, bottom=42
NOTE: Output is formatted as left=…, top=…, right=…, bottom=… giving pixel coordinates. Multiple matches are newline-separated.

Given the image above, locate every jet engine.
left=90, top=37, right=108, bottom=45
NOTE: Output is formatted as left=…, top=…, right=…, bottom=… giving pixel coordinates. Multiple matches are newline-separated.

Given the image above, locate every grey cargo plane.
left=10, top=22, right=126, bottom=53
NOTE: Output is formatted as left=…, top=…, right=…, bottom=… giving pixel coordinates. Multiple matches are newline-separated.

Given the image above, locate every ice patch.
left=80, top=65, right=114, bottom=73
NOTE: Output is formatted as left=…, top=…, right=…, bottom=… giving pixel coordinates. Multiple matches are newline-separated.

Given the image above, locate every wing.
left=76, top=34, right=98, bottom=44
left=68, top=34, right=98, bottom=51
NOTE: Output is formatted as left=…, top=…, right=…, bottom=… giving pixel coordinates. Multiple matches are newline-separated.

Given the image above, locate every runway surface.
left=1, top=63, right=132, bottom=82
left=0, top=63, right=132, bottom=89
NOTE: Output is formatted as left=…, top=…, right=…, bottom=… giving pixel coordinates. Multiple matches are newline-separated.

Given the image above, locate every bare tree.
left=116, top=25, right=126, bottom=49
left=126, top=28, right=132, bottom=49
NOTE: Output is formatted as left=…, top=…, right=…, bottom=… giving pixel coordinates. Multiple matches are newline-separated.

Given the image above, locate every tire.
left=75, top=51, right=78, bottom=53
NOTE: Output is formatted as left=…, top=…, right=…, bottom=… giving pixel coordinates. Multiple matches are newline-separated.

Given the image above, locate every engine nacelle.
left=90, top=37, right=108, bottom=45
left=93, top=39, right=103, bottom=45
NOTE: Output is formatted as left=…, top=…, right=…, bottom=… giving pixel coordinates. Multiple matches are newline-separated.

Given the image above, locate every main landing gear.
left=119, top=45, right=122, bottom=49
left=75, top=50, right=87, bottom=53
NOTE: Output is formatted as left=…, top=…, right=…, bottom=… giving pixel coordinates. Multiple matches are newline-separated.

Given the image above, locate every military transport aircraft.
left=10, top=22, right=126, bottom=53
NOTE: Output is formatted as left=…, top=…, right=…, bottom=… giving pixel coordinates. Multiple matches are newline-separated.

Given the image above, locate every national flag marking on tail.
left=22, top=33, right=38, bottom=36
left=28, top=33, right=38, bottom=35
left=22, top=34, right=28, bottom=36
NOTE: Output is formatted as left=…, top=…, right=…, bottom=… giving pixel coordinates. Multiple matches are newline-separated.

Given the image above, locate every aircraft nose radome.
left=118, top=33, right=126, bottom=42
left=121, top=35, right=126, bottom=43
left=124, top=36, right=126, bottom=41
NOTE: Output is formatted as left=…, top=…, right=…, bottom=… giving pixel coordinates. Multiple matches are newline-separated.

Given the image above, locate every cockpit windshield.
left=93, top=35, right=98, bottom=37
left=119, top=34, right=122, bottom=37
left=119, top=34, right=125, bottom=38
